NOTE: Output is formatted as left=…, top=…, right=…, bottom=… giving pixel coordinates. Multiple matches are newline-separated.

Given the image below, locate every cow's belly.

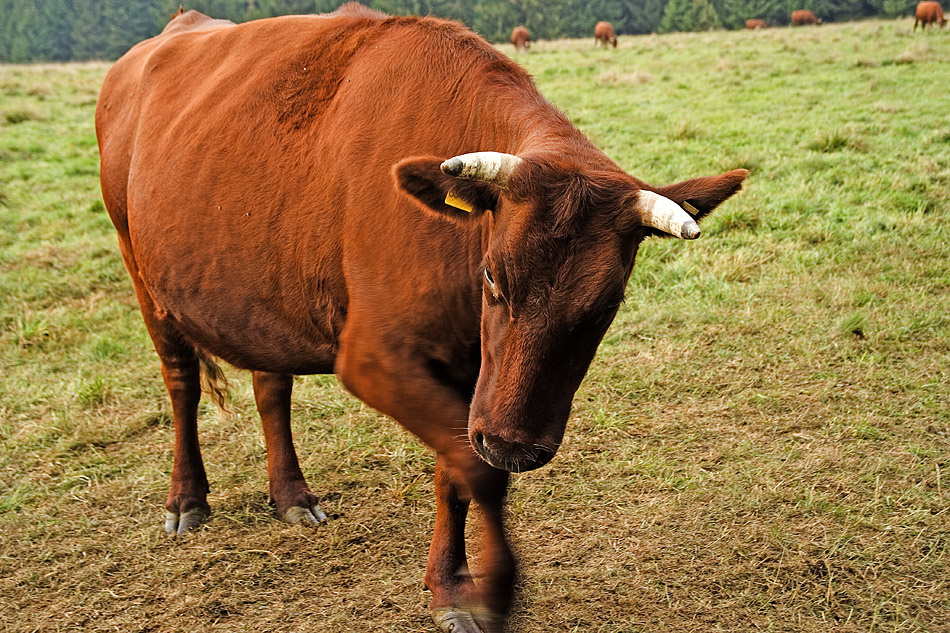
left=148, top=270, right=342, bottom=374
left=175, top=311, right=338, bottom=375
left=129, top=217, right=345, bottom=375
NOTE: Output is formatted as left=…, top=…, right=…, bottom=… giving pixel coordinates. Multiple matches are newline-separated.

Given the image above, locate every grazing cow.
left=594, top=21, right=618, bottom=47
left=745, top=18, right=768, bottom=29
left=791, top=9, right=822, bottom=25
left=915, top=1, right=947, bottom=30
left=96, top=4, right=747, bottom=631
left=510, top=26, right=530, bottom=51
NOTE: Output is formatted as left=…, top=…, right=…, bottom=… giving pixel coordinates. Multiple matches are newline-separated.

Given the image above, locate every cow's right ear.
left=394, top=156, right=499, bottom=222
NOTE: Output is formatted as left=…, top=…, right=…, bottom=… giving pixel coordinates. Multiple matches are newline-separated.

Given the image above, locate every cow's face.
left=396, top=153, right=746, bottom=472
left=469, top=170, right=635, bottom=471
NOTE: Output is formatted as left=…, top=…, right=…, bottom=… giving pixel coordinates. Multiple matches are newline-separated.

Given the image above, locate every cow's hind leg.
left=132, top=304, right=210, bottom=534
left=111, top=233, right=211, bottom=534
left=159, top=339, right=211, bottom=534
left=252, top=371, right=326, bottom=524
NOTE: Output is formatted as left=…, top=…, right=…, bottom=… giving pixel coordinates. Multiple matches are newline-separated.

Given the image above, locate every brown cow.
left=509, top=25, right=530, bottom=51
left=915, top=1, right=947, bottom=30
left=96, top=4, right=746, bottom=631
left=791, top=9, right=822, bottom=25
left=745, top=18, right=768, bottom=29
left=594, top=20, right=618, bottom=47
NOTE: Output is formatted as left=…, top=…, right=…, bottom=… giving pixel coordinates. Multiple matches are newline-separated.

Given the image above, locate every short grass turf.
left=1, top=17, right=949, bottom=633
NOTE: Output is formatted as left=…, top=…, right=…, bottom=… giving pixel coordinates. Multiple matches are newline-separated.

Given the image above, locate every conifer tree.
left=73, top=2, right=108, bottom=60
left=866, top=0, right=916, bottom=18
left=624, top=0, right=668, bottom=33
left=0, top=0, right=925, bottom=63
left=660, top=0, right=724, bottom=32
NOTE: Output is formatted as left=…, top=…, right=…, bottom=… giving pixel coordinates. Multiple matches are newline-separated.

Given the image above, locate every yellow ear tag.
left=445, top=191, right=474, bottom=213
left=683, top=201, right=700, bottom=215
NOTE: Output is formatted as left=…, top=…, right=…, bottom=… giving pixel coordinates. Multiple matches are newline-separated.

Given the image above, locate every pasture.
left=1, top=16, right=948, bottom=633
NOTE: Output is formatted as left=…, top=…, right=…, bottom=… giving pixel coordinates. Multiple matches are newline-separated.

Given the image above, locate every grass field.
left=2, top=17, right=949, bottom=633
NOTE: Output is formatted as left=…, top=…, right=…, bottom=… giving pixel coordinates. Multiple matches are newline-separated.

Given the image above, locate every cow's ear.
left=652, top=169, right=748, bottom=222
left=394, top=156, right=500, bottom=222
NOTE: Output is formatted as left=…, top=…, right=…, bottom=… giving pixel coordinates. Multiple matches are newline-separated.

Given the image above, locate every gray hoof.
left=164, top=507, right=209, bottom=535
left=433, top=607, right=502, bottom=633
left=432, top=608, right=484, bottom=633
left=282, top=504, right=328, bottom=525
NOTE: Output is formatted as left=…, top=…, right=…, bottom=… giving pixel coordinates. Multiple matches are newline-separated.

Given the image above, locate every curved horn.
left=440, top=152, right=523, bottom=187
left=636, top=190, right=701, bottom=239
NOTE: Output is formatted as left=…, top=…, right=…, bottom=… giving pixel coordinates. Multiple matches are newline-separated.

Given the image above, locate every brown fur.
left=745, top=18, right=767, bottom=29
left=791, top=9, right=821, bottom=25
left=96, top=3, right=747, bottom=627
left=510, top=26, right=530, bottom=51
left=594, top=21, right=617, bottom=47
left=915, top=1, right=947, bottom=30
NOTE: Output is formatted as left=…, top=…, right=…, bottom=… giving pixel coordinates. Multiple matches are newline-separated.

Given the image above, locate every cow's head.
left=396, top=152, right=747, bottom=472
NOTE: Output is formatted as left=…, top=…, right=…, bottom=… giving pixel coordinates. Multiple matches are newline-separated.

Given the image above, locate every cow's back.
left=594, top=22, right=614, bottom=39
left=917, top=1, right=945, bottom=21
left=791, top=9, right=820, bottom=25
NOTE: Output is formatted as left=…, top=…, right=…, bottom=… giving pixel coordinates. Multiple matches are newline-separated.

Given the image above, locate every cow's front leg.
left=336, top=344, right=514, bottom=632
left=252, top=371, right=326, bottom=524
left=430, top=454, right=513, bottom=633
left=428, top=456, right=478, bottom=630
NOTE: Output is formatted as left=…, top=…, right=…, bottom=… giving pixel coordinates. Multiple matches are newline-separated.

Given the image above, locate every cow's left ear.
left=394, top=156, right=500, bottom=222
left=652, top=169, right=749, bottom=221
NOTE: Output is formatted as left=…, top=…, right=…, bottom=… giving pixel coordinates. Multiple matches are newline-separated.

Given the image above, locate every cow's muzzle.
left=470, top=429, right=556, bottom=473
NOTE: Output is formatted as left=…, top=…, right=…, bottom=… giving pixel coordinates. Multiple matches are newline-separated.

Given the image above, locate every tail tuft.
left=196, top=349, right=231, bottom=413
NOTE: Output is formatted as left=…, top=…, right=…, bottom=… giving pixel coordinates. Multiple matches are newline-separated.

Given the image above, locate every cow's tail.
left=197, top=349, right=231, bottom=414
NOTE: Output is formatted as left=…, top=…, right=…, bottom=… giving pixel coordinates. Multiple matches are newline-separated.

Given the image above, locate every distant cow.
left=510, top=25, right=530, bottom=51
left=594, top=21, right=618, bottom=47
left=97, top=3, right=746, bottom=631
left=914, top=1, right=947, bottom=30
left=745, top=18, right=767, bottom=29
left=791, top=9, right=822, bottom=25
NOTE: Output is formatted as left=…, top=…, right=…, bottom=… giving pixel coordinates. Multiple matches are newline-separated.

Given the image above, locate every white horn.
left=636, top=190, right=701, bottom=239
left=440, top=152, right=523, bottom=187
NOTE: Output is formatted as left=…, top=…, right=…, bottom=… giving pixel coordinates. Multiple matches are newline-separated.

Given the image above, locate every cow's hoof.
left=433, top=608, right=483, bottom=633
left=164, top=507, right=209, bottom=535
left=282, top=504, right=328, bottom=525
left=432, top=607, right=503, bottom=633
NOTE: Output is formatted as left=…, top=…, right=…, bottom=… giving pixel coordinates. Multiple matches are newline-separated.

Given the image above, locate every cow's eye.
left=484, top=268, right=499, bottom=298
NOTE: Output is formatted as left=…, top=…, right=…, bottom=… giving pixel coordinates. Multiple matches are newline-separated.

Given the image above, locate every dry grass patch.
left=597, top=68, right=654, bottom=84
left=669, top=119, right=703, bottom=141
left=874, top=100, right=901, bottom=112
left=3, top=106, right=41, bottom=124
left=896, top=40, right=931, bottom=64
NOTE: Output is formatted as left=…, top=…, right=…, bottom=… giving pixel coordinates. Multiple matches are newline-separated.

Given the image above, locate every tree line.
left=0, top=0, right=923, bottom=63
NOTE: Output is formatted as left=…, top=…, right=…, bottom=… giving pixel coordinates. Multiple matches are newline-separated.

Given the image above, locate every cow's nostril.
left=472, top=431, right=485, bottom=449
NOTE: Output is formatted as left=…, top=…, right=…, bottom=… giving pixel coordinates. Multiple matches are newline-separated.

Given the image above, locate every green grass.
left=2, top=18, right=949, bottom=633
